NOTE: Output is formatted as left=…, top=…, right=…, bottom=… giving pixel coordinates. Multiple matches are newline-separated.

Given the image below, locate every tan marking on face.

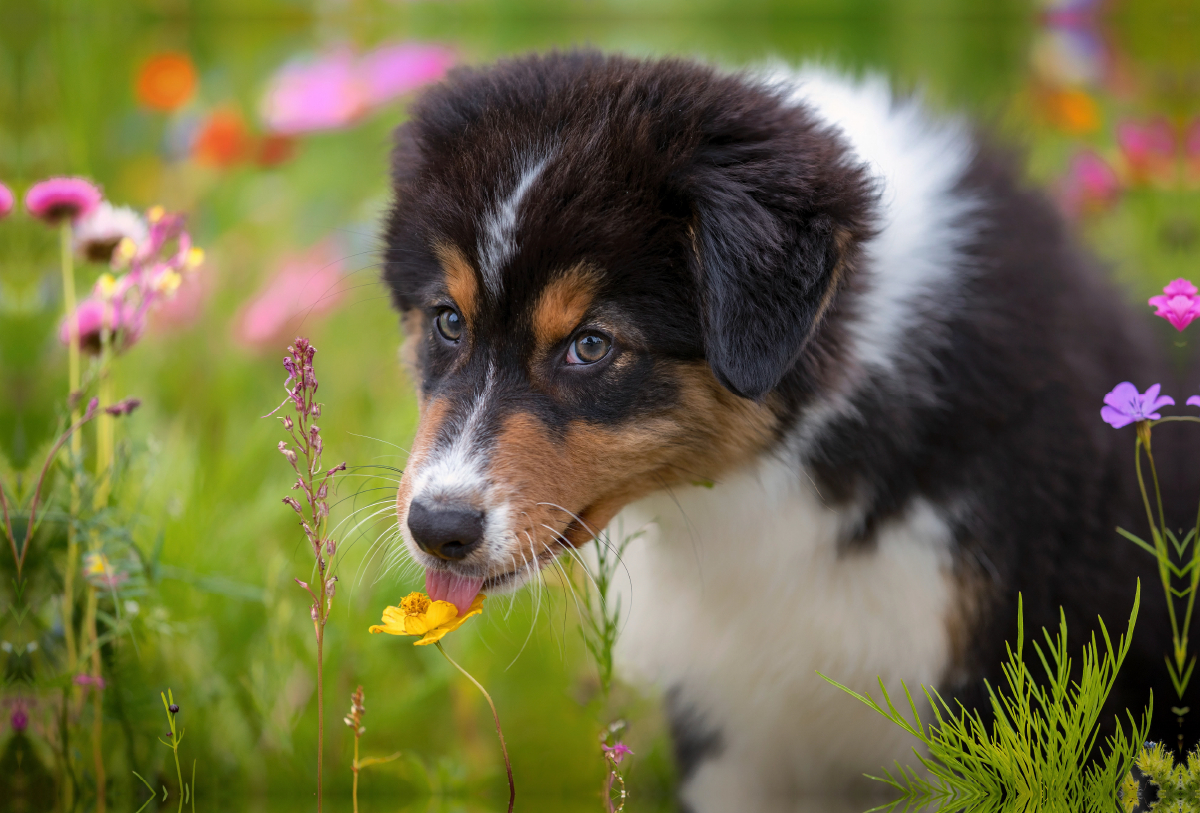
left=433, top=242, right=479, bottom=322
left=485, top=361, right=781, bottom=558
left=395, top=396, right=451, bottom=522
left=530, top=263, right=601, bottom=352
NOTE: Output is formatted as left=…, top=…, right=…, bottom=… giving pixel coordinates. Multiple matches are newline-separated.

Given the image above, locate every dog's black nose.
left=408, top=500, right=485, bottom=560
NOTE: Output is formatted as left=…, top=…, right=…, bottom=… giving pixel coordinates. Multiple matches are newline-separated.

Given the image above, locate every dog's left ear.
left=683, top=104, right=874, bottom=401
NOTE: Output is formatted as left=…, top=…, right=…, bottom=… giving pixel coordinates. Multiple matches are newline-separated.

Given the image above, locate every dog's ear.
left=683, top=106, right=873, bottom=400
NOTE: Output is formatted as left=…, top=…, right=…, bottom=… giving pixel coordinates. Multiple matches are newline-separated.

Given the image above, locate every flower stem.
left=435, top=642, right=515, bottom=812
left=315, top=618, right=324, bottom=813
left=352, top=732, right=359, bottom=813
left=59, top=221, right=81, bottom=684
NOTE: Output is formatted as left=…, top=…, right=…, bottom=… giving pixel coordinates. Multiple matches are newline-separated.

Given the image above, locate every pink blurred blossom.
left=1117, top=118, right=1176, bottom=182
left=1149, top=279, right=1200, bottom=331
left=359, top=43, right=456, bottom=106
left=262, top=49, right=367, bottom=135
left=1058, top=150, right=1121, bottom=216
left=235, top=240, right=345, bottom=348
left=25, top=177, right=103, bottom=224
left=73, top=674, right=107, bottom=691
left=59, top=298, right=145, bottom=353
left=0, top=182, right=13, bottom=219
left=262, top=42, right=454, bottom=135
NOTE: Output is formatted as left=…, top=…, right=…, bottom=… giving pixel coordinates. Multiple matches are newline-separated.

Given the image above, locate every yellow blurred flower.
left=185, top=246, right=205, bottom=271
left=369, top=591, right=484, bottom=646
left=95, top=273, right=118, bottom=299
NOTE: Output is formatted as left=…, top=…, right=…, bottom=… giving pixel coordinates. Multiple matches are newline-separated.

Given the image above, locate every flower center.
left=400, top=592, right=430, bottom=616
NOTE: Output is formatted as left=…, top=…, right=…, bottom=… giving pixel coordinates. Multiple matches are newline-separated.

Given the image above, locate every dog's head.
left=382, top=52, right=874, bottom=604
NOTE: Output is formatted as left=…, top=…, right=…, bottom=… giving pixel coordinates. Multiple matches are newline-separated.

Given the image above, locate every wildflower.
left=0, top=182, right=12, bottom=219
left=262, top=49, right=366, bottom=135
left=10, top=704, right=28, bottom=734
left=1101, top=382, right=1174, bottom=428
left=73, top=674, right=107, bottom=691
left=1117, top=118, right=1176, bottom=184
left=136, top=52, right=197, bottom=112
left=58, top=298, right=144, bottom=354
left=104, top=397, right=141, bottom=417
left=192, top=108, right=253, bottom=167
left=603, top=742, right=633, bottom=765
left=369, top=591, right=485, bottom=646
left=235, top=240, right=345, bottom=348
left=168, top=703, right=179, bottom=714
left=358, top=42, right=455, bottom=107
left=1149, top=279, right=1200, bottom=331
left=83, top=552, right=126, bottom=589
left=73, top=202, right=149, bottom=263
left=1058, top=150, right=1121, bottom=216
left=25, top=177, right=103, bottom=224
left=344, top=686, right=366, bottom=734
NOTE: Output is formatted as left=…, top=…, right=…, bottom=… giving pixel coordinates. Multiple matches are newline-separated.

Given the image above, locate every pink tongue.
left=425, top=569, right=484, bottom=616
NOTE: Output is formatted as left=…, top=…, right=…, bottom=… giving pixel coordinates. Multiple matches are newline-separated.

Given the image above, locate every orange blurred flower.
left=136, top=52, right=197, bottom=112
left=1037, top=87, right=1100, bottom=135
left=192, top=108, right=252, bottom=167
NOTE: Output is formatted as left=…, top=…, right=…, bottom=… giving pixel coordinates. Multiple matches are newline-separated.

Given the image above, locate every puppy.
left=382, top=50, right=1188, bottom=807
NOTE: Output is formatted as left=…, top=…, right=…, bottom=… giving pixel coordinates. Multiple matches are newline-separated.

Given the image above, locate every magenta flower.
left=25, top=177, right=103, bottom=224
left=235, top=240, right=345, bottom=347
left=1117, top=118, right=1176, bottom=181
left=0, top=182, right=13, bottom=219
left=10, top=704, right=28, bottom=734
left=603, top=741, right=633, bottom=764
left=1149, top=279, right=1200, bottom=331
left=1058, top=150, right=1121, bottom=216
left=1188, top=394, right=1200, bottom=408
left=262, top=49, right=366, bottom=135
left=58, top=298, right=144, bottom=353
left=1101, top=382, right=1174, bottom=428
left=358, top=42, right=455, bottom=107
left=73, top=674, right=107, bottom=691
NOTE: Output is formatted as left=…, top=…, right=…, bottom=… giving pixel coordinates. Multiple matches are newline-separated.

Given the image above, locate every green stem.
left=436, top=642, right=515, bottom=813
left=1136, top=438, right=1182, bottom=652
left=315, top=619, right=324, bottom=813
left=352, top=734, right=359, bottom=813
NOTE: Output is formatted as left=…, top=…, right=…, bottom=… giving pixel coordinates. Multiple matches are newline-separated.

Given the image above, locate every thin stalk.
left=1136, top=437, right=1181, bottom=645
left=60, top=221, right=81, bottom=685
left=88, top=335, right=113, bottom=812
left=315, top=617, right=324, bottom=813
left=435, top=642, right=515, bottom=813
left=352, top=731, right=359, bottom=813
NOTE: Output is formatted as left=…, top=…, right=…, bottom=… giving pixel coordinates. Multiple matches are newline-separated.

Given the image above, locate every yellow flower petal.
left=369, top=592, right=486, bottom=642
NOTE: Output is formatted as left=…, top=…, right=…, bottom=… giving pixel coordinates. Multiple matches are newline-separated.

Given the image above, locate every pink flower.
left=58, top=298, right=144, bottom=353
left=261, top=42, right=454, bottom=135
left=1117, top=118, right=1176, bottom=182
left=1149, top=279, right=1200, bottom=331
left=73, top=674, right=107, bottom=691
left=1058, top=150, right=1121, bottom=216
left=0, top=182, right=13, bottom=219
left=1101, top=382, right=1174, bottom=428
left=10, top=704, right=28, bottom=734
left=25, top=177, right=103, bottom=224
left=358, top=42, right=455, bottom=107
left=262, top=49, right=366, bottom=135
left=603, top=741, right=633, bottom=764
left=235, top=240, right=345, bottom=347
left=1188, top=394, right=1200, bottom=409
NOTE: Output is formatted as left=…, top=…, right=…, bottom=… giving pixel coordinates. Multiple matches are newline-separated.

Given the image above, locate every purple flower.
left=1187, top=394, right=1200, bottom=408
left=25, top=177, right=103, bottom=224
left=603, top=742, right=633, bottom=764
left=104, top=397, right=142, bottom=417
left=1101, top=382, right=1174, bottom=428
left=10, top=705, right=28, bottom=734
left=1149, top=279, right=1200, bottom=331
left=0, top=182, right=13, bottom=219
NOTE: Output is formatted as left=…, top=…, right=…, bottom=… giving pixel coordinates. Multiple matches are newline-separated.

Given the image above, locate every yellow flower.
left=185, top=246, right=205, bottom=271
left=113, top=237, right=137, bottom=268
left=369, top=591, right=484, bottom=646
left=154, top=270, right=182, bottom=294
left=95, top=273, right=118, bottom=300
left=83, top=552, right=113, bottom=577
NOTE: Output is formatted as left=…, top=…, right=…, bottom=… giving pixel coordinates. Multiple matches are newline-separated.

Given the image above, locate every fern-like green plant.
left=1126, top=742, right=1200, bottom=812
left=822, top=581, right=1150, bottom=813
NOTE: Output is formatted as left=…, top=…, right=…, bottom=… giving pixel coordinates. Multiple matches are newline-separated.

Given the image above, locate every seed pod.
left=169, top=704, right=180, bottom=714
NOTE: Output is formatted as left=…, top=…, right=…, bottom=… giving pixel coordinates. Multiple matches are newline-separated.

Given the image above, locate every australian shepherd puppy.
left=382, top=51, right=1190, bottom=807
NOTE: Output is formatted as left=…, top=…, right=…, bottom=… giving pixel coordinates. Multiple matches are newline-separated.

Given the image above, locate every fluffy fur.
left=381, top=51, right=1191, bottom=808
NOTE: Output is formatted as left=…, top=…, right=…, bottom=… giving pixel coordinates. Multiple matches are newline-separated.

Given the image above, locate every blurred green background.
left=1, top=0, right=1197, bottom=810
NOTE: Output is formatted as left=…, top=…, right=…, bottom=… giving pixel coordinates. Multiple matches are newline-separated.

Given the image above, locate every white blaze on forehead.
left=409, top=365, right=497, bottom=505
left=477, top=153, right=551, bottom=297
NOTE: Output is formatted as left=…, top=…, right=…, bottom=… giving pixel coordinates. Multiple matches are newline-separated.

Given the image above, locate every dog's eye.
left=434, top=308, right=463, bottom=342
left=566, top=332, right=611, bottom=365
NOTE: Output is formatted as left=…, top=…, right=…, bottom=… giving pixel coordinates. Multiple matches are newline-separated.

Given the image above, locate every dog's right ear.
left=682, top=98, right=875, bottom=401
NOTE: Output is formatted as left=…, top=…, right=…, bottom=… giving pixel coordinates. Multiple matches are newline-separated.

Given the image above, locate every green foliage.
left=578, top=522, right=641, bottom=701
left=1126, top=742, right=1200, bottom=813
left=823, top=583, right=1150, bottom=813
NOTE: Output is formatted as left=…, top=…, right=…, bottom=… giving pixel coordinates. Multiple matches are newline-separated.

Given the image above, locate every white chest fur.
left=613, top=453, right=957, bottom=804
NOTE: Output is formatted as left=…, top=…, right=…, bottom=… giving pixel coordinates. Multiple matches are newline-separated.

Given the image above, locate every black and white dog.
left=382, top=51, right=1189, bottom=807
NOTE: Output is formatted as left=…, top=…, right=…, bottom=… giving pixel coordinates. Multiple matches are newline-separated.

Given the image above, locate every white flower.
left=73, top=202, right=149, bottom=264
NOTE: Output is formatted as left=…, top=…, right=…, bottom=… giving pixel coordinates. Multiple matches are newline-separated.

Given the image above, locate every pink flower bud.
left=282, top=415, right=293, bottom=430
left=311, top=604, right=320, bottom=622
left=325, top=539, right=336, bottom=558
